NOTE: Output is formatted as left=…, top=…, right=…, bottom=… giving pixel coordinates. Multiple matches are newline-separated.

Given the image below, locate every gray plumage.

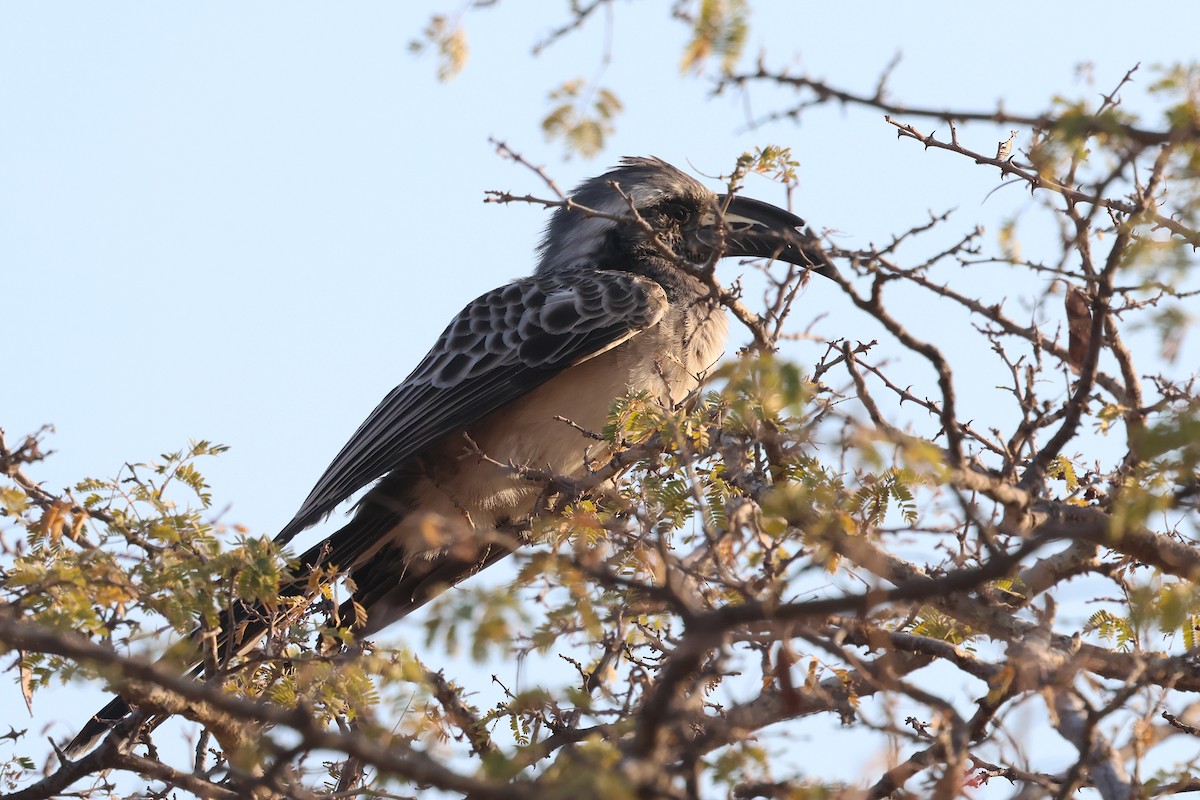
left=65, top=156, right=831, bottom=757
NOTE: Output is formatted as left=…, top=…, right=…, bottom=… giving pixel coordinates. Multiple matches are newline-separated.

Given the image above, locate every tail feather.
left=62, top=696, right=133, bottom=759
left=62, top=483, right=519, bottom=756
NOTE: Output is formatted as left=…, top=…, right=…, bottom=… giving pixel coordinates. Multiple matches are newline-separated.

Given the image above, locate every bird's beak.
left=695, top=195, right=836, bottom=280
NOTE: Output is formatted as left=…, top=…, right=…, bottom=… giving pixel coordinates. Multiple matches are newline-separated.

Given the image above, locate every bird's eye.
left=659, top=201, right=692, bottom=224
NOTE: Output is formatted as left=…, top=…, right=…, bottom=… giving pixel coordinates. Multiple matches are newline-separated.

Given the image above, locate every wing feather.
left=277, top=270, right=667, bottom=541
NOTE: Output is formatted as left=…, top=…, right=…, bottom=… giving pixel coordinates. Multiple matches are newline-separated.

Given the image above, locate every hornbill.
left=65, top=156, right=834, bottom=756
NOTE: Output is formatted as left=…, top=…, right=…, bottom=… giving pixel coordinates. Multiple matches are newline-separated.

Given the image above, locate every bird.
left=64, top=156, right=834, bottom=757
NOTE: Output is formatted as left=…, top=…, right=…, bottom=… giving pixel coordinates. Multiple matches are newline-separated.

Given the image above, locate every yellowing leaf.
left=985, top=665, right=1015, bottom=704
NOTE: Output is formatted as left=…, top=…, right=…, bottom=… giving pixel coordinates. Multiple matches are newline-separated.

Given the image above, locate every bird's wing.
left=277, top=270, right=668, bottom=541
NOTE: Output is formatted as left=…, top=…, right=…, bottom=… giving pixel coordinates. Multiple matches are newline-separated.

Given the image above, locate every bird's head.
left=535, top=156, right=834, bottom=280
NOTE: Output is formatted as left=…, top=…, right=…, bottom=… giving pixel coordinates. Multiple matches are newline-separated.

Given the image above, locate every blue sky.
left=7, top=2, right=1197, bottom=540
left=4, top=1, right=1199, bottom=791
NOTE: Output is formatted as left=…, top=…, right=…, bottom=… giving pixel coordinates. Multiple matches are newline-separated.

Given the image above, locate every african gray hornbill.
left=65, top=156, right=834, bottom=757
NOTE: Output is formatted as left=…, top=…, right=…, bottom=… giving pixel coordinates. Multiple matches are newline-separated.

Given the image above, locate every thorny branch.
left=6, top=62, right=1200, bottom=800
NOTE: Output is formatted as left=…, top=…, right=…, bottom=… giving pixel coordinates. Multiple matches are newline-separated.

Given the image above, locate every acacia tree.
left=3, top=7, right=1200, bottom=800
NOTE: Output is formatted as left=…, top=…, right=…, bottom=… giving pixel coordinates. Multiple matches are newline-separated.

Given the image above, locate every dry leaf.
left=19, top=652, right=33, bottom=715
left=996, top=129, right=1018, bottom=161
left=39, top=499, right=69, bottom=545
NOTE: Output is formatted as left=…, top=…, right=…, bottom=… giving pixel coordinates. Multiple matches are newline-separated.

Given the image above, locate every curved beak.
left=696, top=195, right=836, bottom=280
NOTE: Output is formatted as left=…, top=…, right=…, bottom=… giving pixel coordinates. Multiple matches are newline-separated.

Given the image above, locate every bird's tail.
left=64, top=696, right=134, bottom=759
left=61, top=501, right=398, bottom=758
left=62, top=488, right=519, bottom=758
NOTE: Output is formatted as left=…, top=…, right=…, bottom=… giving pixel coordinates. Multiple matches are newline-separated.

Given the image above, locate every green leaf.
left=680, top=0, right=749, bottom=75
